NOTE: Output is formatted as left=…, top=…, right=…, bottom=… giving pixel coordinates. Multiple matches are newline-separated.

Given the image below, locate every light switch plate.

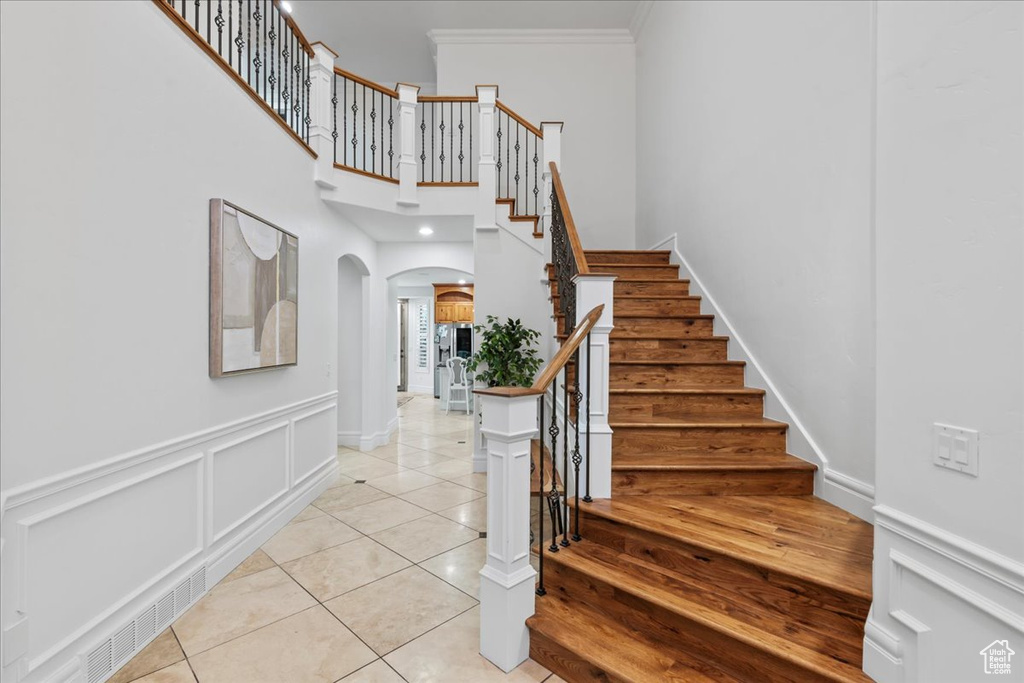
left=933, top=423, right=979, bottom=476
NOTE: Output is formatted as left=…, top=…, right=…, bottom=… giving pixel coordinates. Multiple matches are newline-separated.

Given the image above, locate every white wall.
left=435, top=32, right=637, bottom=250
left=635, top=0, right=877, bottom=513
left=0, top=2, right=388, bottom=681
left=865, top=2, right=1024, bottom=681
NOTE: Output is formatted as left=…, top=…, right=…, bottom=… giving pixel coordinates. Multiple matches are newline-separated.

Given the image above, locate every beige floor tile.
left=418, top=538, right=487, bottom=599
left=338, top=660, right=405, bottom=682
left=373, top=449, right=451, bottom=468
left=324, top=566, right=476, bottom=655
left=189, top=606, right=376, bottom=683
left=546, top=675, right=568, bottom=683
left=365, top=470, right=442, bottom=495
left=396, top=434, right=460, bottom=451
left=449, top=472, right=488, bottom=493
left=132, top=661, right=196, bottom=683
left=280, top=537, right=411, bottom=601
left=436, top=498, right=487, bottom=532
left=314, top=483, right=391, bottom=512
left=338, top=457, right=407, bottom=480
left=427, top=442, right=476, bottom=460
left=398, top=482, right=483, bottom=512
left=287, top=504, right=327, bottom=525
left=325, top=472, right=358, bottom=489
left=172, top=567, right=315, bottom=656
left=385, top=606, right=550, bottom=682
left=415, top=459, right=475, bottom=480
left=330, top=497, right=432, bottom=535
left=220, top=549, right=276, bottom=585
left=261, top=516, right=361, bottom=564
left=370, top=515, right=479, bottom=563
left=108, top=629, right=184, bottom=683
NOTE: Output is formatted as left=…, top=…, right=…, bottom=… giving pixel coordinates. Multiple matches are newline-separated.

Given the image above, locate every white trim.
left=649, top=233, right=875, bottom=521
left=629, top=1, right=655, bottom=39
left=874, top=505, right=1024, bottom=593
left=2, top=391, right=339, bottom=510
left=427, top=28, right=634, bottom=47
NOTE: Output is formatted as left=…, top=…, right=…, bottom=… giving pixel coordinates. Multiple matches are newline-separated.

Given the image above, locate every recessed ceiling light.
left=458, top=279, right=467, bottom=284
left=280, top=1, right=293, bottom=13
left=418, top=226, right=433, bottom=236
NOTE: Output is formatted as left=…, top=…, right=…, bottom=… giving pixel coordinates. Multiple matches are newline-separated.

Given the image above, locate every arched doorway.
left=337, top=253, right=370, bottom=447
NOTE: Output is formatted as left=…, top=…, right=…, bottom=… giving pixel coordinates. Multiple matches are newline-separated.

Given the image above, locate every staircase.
left=530, top=249, right=874, bottom=682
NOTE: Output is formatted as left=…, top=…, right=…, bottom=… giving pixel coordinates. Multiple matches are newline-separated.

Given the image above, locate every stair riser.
left=610, top=363, right=745, bottom=388
left=614, top=298, right=702, bottom=316
left=609, top=338, right=728, bottom=361
left=528, top=627, right=629, bottom=683
left=611, top=469, right=814, bottom=496
left=614, top=280, right=690, bottom=297
left=590, top=265, right=680, bottom=279
left=612, top=426, right=788, bottom=455
left=609, top=391, right=763, bottom=418
left=612, top=317, right=715, bottom=338
left=583, top=251, right=672, bottom=265
left=574, top=516, right=870, bottom=662
left=544, top=557, right=851, bottom=683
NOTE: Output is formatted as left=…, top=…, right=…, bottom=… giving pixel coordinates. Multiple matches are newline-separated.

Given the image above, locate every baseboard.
left=337, top=430, right=361, bottom=448
left=865, top=505, right=1024, bottom=682
left=649, top=233, right=876, bottom=522
left=0, top=393, right=338, bottom=683
left=406, top=383, right=433, bottom=395
left=357, top=417, right=399, bottom=452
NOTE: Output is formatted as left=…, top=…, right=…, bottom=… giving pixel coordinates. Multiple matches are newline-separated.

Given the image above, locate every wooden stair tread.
left=542, top=542, right=871, bottom=682
left=610, top=359, right=743, bottom=365
left=529, top=592, right=741, bottom=683
left=580, top=496, right=872, bottom=601
left=613, top=294, right=701, bottom=300
left=611, top=415, right=788, bottom=428
left=609, top=277, right=691, bottom=283
left=611, top=453, right=816, bottom=472
left=610, top=387, right=764, bottom=395
left=585, top=249, right=672, bottom=255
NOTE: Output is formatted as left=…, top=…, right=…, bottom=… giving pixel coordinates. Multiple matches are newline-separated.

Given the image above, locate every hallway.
left=108, top=396, right=559, bottom=683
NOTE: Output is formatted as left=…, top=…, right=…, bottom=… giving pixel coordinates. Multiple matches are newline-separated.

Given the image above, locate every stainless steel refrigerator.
left=434, top=322, right=473, bottom=398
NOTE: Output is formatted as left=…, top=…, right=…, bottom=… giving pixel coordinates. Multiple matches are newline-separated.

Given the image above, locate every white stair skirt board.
left=0, top=393, right=339, bottom=683
left=650, top=233, right=875, bottom=522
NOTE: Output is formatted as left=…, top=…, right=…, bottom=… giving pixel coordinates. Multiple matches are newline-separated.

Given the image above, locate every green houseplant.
left=467, top=315, right=543, bottom=388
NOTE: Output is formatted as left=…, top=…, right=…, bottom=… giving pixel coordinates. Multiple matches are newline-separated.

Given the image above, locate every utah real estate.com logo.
left=980, top=640, right=1015, bottom=675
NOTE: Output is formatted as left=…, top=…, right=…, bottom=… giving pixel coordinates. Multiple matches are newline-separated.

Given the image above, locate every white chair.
left=446, top=357, right=471, bottom=415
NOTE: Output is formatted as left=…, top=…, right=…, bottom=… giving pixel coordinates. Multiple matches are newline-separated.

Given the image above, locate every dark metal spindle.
left=496, top=113, right=502, bottom=196
left=388, top=98, right=394, bottom=177
left=450, top=101, right=455, bottom=182
left=343, top=78, right=349, bottom=166
left=515, top=122, right=521, bottom=214
left=419, top=108, right=426, bottom=179
left=469, top=103, right=474, bottom=182
left=227, top=0, right=232, bottom=66
left=536, top=397, right=546, bottom=596
left=371, top=91, right=377, bottom=174
left=439, top=102, right=446, bottom=180
left=293, top=39, right=302, bottom=135
left=206, top=0, right=211, bottom=43
left=194, top=0, right=199, bottom=33
left=216, top=1, right=224, bottom=57
left=561, top=369, right=570, bottom=548
left=458, top=103, right=465, bottom=182
left=547, top=382, right=561, bottom=553
left=246, top=0, right=251, bottom=86
left=571, top=348, right=583, bottom=541
left=533, top=136, right=540, bottom=216
left=362, top=86, right=366, bottom=170
left=506, top=112, right=511, bottom=200
left=332, top=76, right=338, bottom=163
left=252, top=0, right=261, bottom=96
left=268, top=7, right=276, bottom=113
left=584, top=333, right=593, bottom=503
left=430, top=103, right=436, bottom=182
left=235, top=0, right=244, bottom=79
left=350, top=81, right=358, bottom=166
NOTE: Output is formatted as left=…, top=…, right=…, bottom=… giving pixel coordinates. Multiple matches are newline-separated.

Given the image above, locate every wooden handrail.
left=272, top=0, right=315, bottom=57
left=334, top=67, right=399, bottom=98
left=419, top=95, right=479, bottom=103
left=548, top=162, right=590, bottom=275
left=496, top=101, right=544, bottom=139
left=475, top=305, right=603, bottom=398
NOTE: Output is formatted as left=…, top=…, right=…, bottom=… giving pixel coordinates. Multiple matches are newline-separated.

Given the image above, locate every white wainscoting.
left=864, top=505, right=1024, bottom=683
left=0, top=392, right=339, bottom=683
left=649, top=233, right=876, bottom=521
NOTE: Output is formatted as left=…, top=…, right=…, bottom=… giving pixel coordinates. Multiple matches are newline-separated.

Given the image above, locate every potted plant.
left=467, top=315, right=543, bottom=388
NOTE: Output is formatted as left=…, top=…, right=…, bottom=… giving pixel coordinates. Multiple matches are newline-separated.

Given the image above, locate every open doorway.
left=397, top=298, right=408, bottom=392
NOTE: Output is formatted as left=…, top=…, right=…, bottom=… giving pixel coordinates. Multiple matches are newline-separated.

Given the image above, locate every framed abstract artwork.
left=209, top=199, right=298, bottom=377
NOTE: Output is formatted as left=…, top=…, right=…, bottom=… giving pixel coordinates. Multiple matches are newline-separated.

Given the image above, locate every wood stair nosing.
left=610, top=460, right=816, bottom=496
left=540, top=542, right=872, bottom=682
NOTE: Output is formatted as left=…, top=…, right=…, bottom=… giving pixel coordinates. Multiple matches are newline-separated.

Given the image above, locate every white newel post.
left=396, top=83, right=420, bottom=206
left=574, top=276, right=615, bottom=498
left=310, top=43, right=338, bottom=189
left=477, top=390, right=538, bottom=673
left=540, top=122, right=563, bottom=260
left=475, top=85, right=499, bottom=231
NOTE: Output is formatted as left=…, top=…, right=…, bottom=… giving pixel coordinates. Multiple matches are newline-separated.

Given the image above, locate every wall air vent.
left=82, top=564, right=206, bottom=683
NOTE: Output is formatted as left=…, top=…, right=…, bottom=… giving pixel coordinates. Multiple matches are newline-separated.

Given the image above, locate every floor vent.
left=83, top=564, right=206, bottom=683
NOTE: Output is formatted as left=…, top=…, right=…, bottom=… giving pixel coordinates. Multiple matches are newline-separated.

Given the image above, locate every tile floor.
left=110, top=394, right=564, bottom=683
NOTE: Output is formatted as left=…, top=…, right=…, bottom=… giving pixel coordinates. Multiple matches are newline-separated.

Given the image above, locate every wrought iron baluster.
left=268, top=4, right=276, bottom=113
left=252, top=0, right=261, bottom=96
left=235, top=0, right=244, bottom=78
left=458, top=103, right=465, bottom=182
left=206, top=0, right=211, bottom=43
left=227, top=0, right=232, bottom=66
left=332, top=75, right=338, bottom=164
left=362, top=86, right=366, bottom=170
left=450, top=101, right=455, bottom=182
left=533, top=136, right=540, bottom=216
left=571, top=348, right=583, bottom=541
left=371, top=91, right=377, bottom=174
left=281, top=30, right=290, bottom=125
left=506, top=112, right=511, bottom=200
left=561, top=367, right=570, bottom=547
left=584, top=332, right=593, bottom=503
left=350, top=81, right=358, bottom=166
left=216, top=1, right=224, bottom=57
left=419, top=108, right=426, bottom=179
left=496, top=113, right=502, bottom=196
left=439, top=102, right=446, bottom=180
left=305, top=54, right=311, bottom=141
left=536, top=397, right=546, bottom=596
left=547, top=382, right=561, bottom=553
left=431, top=103, right=436, bottom=182
left=514, top=123, right=521, bottom=215
left=246, top=0, right=251, bottom=86
left=469, top=102, right=474, bottom=182
left=194, top=0, right=199, bottom=33
left=343, top=78, right=348, bottom=166
left=388, top=97, right=394, bottom=177
left=293, top=40, right=302, bottom=136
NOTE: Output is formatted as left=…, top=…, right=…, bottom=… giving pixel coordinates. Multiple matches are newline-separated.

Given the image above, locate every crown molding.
left=426, top=28, right=634, bottom=48
left=629, top=1, right=655, bottom=39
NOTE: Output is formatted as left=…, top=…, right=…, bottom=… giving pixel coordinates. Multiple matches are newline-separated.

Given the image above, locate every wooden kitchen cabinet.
left=434, top=284, right=474, bottom=323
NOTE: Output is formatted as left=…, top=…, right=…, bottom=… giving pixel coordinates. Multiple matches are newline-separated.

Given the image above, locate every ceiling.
left=391, top=266, right=472, bottom=289
left=290, top=1, right=641, bottom=85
